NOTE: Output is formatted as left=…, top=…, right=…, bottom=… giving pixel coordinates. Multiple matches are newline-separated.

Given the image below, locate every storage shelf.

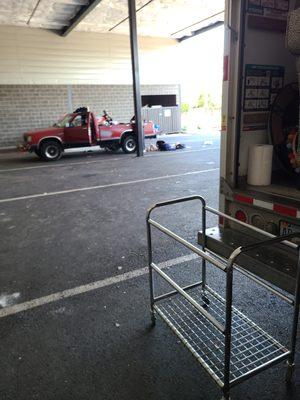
left=154, top=286, right=289, bottom=387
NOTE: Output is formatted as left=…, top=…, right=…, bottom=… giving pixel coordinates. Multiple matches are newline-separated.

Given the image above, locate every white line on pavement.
left=144, top=148, right=219, bottom=158
left=0, top=253, right=199, bottom=318
left=0, top=168, right=219, bottom=203
left=0, top=157, right=122, bottom=173
left=0, top=148, right=219, bottom=173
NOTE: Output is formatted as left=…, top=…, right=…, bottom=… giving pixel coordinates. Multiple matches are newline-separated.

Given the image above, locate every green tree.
left=196, top=92, right=206, bottom=108
left=181, top=102, right=190, bottom=113
left=207, top=94, right=220, bottom=110
left=195, top=92, right=220, bottom=110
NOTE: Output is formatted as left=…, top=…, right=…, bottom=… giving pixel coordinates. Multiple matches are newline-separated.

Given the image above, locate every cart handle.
left=227, top=232, right=300, bottom=270
left=205, top=206, right=298, bottom=250
left=225, top=232, right=300, bottom=304
left=146, top=195, right=206, bottom=221
left=239, top=232, right=300, bottom=253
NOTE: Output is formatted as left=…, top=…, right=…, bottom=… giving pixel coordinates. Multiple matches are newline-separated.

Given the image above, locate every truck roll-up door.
left=220, top=0, right=246, bottom=214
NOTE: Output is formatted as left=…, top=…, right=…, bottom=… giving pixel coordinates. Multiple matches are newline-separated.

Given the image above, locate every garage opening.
left=178, top=24, right=224, bottom=146
left=0, top=1, right=228, bottom=400
left=0, top=1, right=225, bottom=156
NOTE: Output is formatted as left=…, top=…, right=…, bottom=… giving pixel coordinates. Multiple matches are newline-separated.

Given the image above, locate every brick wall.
left=0, top=85, right=69, bottom=147
left=0, top=84, right=180, bottom=147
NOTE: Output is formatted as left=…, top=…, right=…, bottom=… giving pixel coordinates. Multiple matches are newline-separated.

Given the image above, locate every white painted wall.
left=0, top=26, right=179, bottom=85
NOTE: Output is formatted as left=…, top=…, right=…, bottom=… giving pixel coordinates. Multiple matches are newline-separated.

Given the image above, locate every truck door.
left=64, top=113, right=91, bottom=147
left=220, top=0, right=245, bottom=213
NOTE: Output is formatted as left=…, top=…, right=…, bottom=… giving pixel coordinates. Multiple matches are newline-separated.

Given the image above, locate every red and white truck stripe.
left=234, top=193, right=300, bottom=219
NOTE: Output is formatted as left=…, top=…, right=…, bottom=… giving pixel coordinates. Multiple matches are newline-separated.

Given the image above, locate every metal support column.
left=128, top=0, right=144, bottom=157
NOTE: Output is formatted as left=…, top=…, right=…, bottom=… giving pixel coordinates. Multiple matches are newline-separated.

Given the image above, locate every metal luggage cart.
left=146, top=195, right=300, bottom=400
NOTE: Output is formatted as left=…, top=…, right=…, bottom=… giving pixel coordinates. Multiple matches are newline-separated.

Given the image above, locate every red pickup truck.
left=21, top=108, right=158, bottom=161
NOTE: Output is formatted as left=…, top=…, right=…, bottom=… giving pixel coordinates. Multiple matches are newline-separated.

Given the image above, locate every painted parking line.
left=0, top=148, right=219, bottom=173
left=0, top=168, right=219, bottom=203
left=0, top=253, right=199, bottom=318
left=144, top=148, right=219, bottom=158
left=0, top=156, right=122, bottom=173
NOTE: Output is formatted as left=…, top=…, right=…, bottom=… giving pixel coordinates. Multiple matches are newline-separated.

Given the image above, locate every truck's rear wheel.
left=122, top=135, right=137, bottom=154
left=40, top=140, right=63, bottom=161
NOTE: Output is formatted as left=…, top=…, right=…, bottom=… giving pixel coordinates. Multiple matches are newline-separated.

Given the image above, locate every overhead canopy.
left=0, top=0, right=224, bottom=39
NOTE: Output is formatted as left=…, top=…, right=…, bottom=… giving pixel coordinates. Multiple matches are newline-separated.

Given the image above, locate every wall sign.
left=243, top=64, right=285, bottom=131
left=243, top=64, right=285, bottom=112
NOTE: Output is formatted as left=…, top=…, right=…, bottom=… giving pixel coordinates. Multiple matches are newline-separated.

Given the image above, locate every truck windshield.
left=54, top=114, right=73, bottom=128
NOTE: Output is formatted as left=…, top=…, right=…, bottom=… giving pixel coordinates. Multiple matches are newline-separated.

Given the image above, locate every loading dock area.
left=0, top=145, right=299, bottom=400
left=1, top=1, right=300, bottom=399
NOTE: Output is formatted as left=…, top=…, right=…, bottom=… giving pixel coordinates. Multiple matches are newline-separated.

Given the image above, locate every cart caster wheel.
left=220, top=390, right=230, bottom=400
left=150, top=311, right=156, bottom=327
left=285, top=363, right=294, bottom=383
left=201, top=294, right=210, bottom=309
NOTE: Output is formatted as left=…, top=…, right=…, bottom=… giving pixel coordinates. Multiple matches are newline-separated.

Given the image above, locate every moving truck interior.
left=220, top=0, right=300, bottom=237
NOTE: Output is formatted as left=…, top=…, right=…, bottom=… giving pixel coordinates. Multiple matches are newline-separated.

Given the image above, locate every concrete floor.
left=0, top=136, right=299, bottom=400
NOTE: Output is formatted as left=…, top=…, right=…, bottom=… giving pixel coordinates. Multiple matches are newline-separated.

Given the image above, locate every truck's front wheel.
left=105, top=143, right=120, bottom=152
left=39, top=140, right=63, bottom=161
left=34, top=148, right=41, bottom=157
left=122, top=135, right=137, bottom=154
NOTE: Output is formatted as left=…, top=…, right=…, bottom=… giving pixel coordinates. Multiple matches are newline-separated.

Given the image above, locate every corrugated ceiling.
left=0, top=0, right=224, bottom=38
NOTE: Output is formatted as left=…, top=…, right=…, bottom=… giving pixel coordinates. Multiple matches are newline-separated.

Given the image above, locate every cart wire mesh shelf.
left=146, top=195, right=300, bottom=399
left=154, top=285, right=289, bottom=388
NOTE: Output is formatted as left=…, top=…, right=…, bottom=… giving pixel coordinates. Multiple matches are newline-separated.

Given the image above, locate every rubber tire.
left=39, top=140, right=63, bottom=161
left=34, top=148, right=41, bottom=158
left=105, top=143, right=120, bottom=152
left=121, top=135, right=137, bottom=154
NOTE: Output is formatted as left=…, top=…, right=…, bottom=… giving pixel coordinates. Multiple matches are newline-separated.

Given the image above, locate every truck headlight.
left=27, top=136, right=32, bottom=143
